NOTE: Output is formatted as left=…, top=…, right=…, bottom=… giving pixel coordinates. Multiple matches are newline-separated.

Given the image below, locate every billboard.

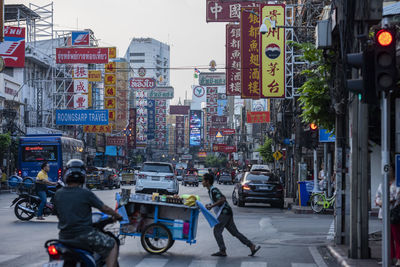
left=56, top=110, right=108, bottom=125
left=56, top=48, right=109, bottom=64
left=106, top=136, right=126, bottom=146
left=175, top=116, right=185, bottom=152
left=127, top=108, right=136, bottom=148
left=217, top=99, right=228, bottom=116
left=189, top=110, right=202, bottom=146
left=155, top=99, right=167, bottom=148
left=83, top=125, right=112, bottom=133
left=226, top=24, right=241, bottom=96
left=246, top=111, right=270, bottom=123
left=136, top=90, right=147, bottom=146
left=170, top=105, right=190, bottom=115
left=148, top=86, right=174, bottom=99
left=147, top=99, right=156, bottom=140
left=260, top=4, right=286, bottom=98
left=212, top=115, right=228, bottom=127
left=88, top=70, right=102, bottom=82
left=206, top=1, right=259, bottom=23
left=129, top=78, right=156, bottom=90
left=0, top=26, right=25, bottom=67
left=241, top=7, right=260, bottom=99
left=199, top=73, right=226, bottom=86
left=71, top=31, right=90, bottom=46
left=74, top=94, right=88, bottom=109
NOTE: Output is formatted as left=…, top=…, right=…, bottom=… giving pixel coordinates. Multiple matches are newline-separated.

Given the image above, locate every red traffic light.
left=376, top=29, right=393, bottom=47
left=310, top=123, right=318, bottom=130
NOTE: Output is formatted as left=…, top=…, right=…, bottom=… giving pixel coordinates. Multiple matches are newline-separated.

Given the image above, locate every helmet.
left=64, top=159, right=86, bottom=184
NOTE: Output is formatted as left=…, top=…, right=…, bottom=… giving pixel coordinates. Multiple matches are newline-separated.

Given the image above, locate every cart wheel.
left=141, top=223, right=173, bottom=254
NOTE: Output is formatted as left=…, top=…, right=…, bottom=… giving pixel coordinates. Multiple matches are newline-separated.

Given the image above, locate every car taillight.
left=138, top=174, right=146, bottom=179
left=48, top=245, right=59, bottom=256
left=18, top=170, right=22, bottom=176
left=58, top=169, right=62, bottom=180
left=242, top=184, right=251, bottom=191
left=165, top=175, right=174, bottom=180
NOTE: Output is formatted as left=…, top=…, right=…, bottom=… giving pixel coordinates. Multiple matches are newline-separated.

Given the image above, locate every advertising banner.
left=83, top=125, right=112, bottom=133
left=206, top=1, right=259, bottom=23
left=71, top=31, right=90, bottom=46
left=106, top=136, right=126, bottom=146
left=217, top=99, right=228, bottom=116
left=211, top=115, right=228, bottom=127
left=199, top=73, right=226, bottom=86
left=56, top=48, right=109, bottom=64
left=0, top=26, right=25, bottom=67
left=189, top=110, right=202, bottom=146
left=127, top=108, right=136, bottom=148
left=88, top=70, right=102, bottom=82
left=148, top=87, right=174, bottom=99
left=129, top=78, right=156, bottom=90
left=74, top=94, right=88, bottom=109
left=56, top=109, right=108, bottom=125
left=213, top=144, right=237, bottom=153
left=226, top=24, right=241, bottom=96
left=147, top=100, right=156, bottom=140
left=241, top=7, right=260, bottom=99
left=73, top=64, right=88, bottom=78
left=246, top=111, right=270, bottom=123
left=115, top=61, right=129, bottom=131
left=210, top=128, right=236, bottom=136
left=73, top=79, right=88, bottom=94
left=260, top=4, right=286, bottom=98
left=175, top=116, right=185, bottom=152
left=170, top=105, right=190, bottom=115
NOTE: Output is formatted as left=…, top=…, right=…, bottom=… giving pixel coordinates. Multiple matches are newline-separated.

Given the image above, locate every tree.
left=0, top=133, right=11, bottom=160
left=257, top=137, right=274, bottom=163
left=205, top=155, right=228, bottom=168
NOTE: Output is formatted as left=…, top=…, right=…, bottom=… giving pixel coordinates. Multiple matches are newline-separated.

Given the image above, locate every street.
left=0, top=184, right=339, bottom=267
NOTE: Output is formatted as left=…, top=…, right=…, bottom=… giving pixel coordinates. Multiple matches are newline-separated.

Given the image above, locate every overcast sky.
left=7, top=0, right=227, bottom=104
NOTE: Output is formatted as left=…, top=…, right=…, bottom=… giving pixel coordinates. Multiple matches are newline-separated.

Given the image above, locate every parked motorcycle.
left=43, top=212, right=120, bottom=267
left=10, top=178, right=64, bottom=221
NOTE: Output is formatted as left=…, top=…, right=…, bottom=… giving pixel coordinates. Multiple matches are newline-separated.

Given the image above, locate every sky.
left=7, top=0, right=227, bottom=104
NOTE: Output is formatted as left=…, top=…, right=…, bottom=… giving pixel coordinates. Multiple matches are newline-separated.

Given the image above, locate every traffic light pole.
left=312, top=148, right=318, bottom=192
left=382, top=91, right=391, bottom=267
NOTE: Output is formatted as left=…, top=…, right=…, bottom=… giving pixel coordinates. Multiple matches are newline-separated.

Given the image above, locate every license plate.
left=259, top=186, right=270, bottom=190
left=43, top=260, right=64, bottom=267
left=152, top=176, right=160, bottom=181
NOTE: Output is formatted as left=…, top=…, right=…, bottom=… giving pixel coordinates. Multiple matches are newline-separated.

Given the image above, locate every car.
left=176, top=168, right=184, bottom=181
left=135, top=162, right=179, bottom=195
left=218, top=173, right=233, bottom=185
left=250, top=164, right=271, bottom=172
left=234, top=172, right=244, bottom=183
left=182, top=168, right=199, bottom=186
left=197, top=168, right=208, bottom=182
left=232, top=171, right=284, bottom=208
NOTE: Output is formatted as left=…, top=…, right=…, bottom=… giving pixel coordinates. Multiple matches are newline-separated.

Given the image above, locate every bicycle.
left=310, top=191, right=336, bottom=213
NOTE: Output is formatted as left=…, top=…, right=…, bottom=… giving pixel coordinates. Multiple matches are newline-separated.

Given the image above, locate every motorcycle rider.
left=36, top=162, right=57, bottom=220
left=54, top=159, right=122, bottom=267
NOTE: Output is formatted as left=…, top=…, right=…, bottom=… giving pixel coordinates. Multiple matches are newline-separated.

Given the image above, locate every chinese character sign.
left=73, top=79, right=88, bottom=94
left=147, top=99, right=156, bottom=140
left=241, top=6, right=261, bottom=99
left=155, top=99, right=167, bottom=148
left=74, top=94, right=88, bottom=109
left=260, top=4, right=285, bottom=98
left=206, top=1, right=259, bottom=22
left=73, top=64, right=88, bottom=78
left=206, top=87, right=218, bottom=144
left=136, top=90, right=147, bottom=146
left=246, top=111, right=270, bottom=123
left=226, top=24, right=241, bottom=96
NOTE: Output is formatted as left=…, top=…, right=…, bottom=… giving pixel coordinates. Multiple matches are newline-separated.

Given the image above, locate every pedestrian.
left=318, top=163, right=327, bottom=191
left=35, top=162, right=57, bottom=220
left=202, top=173, right=260, bottom=257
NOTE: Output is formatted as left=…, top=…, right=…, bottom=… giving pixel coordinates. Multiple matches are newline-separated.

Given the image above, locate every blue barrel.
left=8, top=175, right=22, bottom=188
left=298, top=181, right=312, bottom=206
left=22, top=177, right=35, bottom=190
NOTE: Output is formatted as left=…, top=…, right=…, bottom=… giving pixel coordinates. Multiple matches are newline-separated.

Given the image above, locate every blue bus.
left=18, top=134, right=84, bottom=182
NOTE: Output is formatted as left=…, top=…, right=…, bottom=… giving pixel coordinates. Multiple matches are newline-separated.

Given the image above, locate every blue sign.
left=189, top=110, right=202, bottom=146
left=396, top=155, right=400, bottom=187
left=147, top=100, right=155, bottom=140
left=56, top=110, right=108, bottom=125
left=71, top=31, right=90, bottom=46
left=319, top=129, right=336, bottom=143
left=217, top=99, right=227, bottom=116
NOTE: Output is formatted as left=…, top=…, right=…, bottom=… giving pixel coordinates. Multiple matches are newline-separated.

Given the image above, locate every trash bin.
left=298, top=181, right=314, bottom=206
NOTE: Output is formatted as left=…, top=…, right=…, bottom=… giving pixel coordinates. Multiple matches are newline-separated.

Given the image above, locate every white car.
left=135, top=162, right=179, bottom=195
left=250, top=164, right=271, bottom=172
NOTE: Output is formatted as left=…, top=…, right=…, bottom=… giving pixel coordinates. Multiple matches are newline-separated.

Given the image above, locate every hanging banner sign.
left=246, top=111, right=270, bottom=123
left=106, top=136, right=126, bottom=146
left=0, top=26, right=25, bottom=67
left=241, top=6, right=260, bottom=99
left=129, top=78, right=156, bottom=90
left=127, top=108, right=136, bottom=148
left=206, top=0, right=259, bottom=23
left=226, top=24, right=241, bottom=96
left=56, top=47, right=109, bottom=64
left=56, top=109, right=109, bottom=125
left=260, top=4, right=286, bottom=98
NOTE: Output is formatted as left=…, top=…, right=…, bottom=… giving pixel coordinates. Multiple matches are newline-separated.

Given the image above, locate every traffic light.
left=374, top=28, right=397, bottom=92
left=301, top=123, right=319, bottom=149
left=346, top=46, right=377, bottom=104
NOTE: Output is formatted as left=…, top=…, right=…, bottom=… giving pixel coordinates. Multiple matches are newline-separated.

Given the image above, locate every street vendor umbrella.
left=196, top=200, right=219, bottom=228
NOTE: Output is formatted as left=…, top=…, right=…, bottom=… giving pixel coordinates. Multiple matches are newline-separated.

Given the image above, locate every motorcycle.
left=43, top=212, right=120, bottom=267
left=10, top=179, right=64, bottom=221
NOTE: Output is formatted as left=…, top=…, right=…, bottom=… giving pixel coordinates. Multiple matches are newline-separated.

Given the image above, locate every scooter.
left=43, top=213, right=120, bottom=267
left=10, top=179, right=64, bottom=221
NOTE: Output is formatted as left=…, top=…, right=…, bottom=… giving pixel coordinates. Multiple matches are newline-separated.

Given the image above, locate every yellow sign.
left=108, top=47, right=117, bottom=59
left=105, top=62, right=116, bottom=73
left=88, top=70, right=102, bottom=82
left=87, top=83, right=92, bottom=107
left=104, top=73, right=116, bottom=85
left=260, top=4, right=285, bottom=98
left=104, top=97, right=116, bottom=109
left=105, top=86, right=116, bottom=97
left=216, top=131, right=223, bottom=138
left=108, top=109, right=115, bottom=121
left=83, top=125, right=112, bottom=133
left=273, top=151, right=283, bottom=161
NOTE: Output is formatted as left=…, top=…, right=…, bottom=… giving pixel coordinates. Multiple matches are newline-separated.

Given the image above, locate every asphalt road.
left=0, top=183, right=338, bottom=267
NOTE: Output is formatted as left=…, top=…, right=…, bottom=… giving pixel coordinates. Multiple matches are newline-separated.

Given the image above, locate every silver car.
left=135, top=162, right=179, bottom=195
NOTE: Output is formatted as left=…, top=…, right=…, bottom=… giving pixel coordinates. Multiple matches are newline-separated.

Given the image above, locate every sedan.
left=218, top=174, right=233, bottom=185
left=232, top=171, right=284, bottom=208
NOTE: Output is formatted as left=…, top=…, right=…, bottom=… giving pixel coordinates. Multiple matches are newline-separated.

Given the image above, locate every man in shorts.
left=54, top=159, right=122, bottom=267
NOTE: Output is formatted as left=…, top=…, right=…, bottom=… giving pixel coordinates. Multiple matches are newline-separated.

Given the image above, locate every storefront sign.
left=206, top=0, right=259, bottom=22
left=0, top=26, right=25, bottom=67
left=56, top=47, right=109, bottom=64
left=106, top=136, right=126, bottom=146
left=246, top=111, right=270, bottom=123
left=129, top=77, right=156, bottom=90
left=170, top=105, right=190, bottom=115
left=83, top=125, right=112, bottom=133
left=226, top=24, right=241, bottom=96
left=56, top=109, right=108, bottom=125
left=88, top=70, right=102, bottom=82
left=148, top=86, right=174, bottom=99
left=190, top=110, right=202, bottom=146
left=147, top=100, right=156, bottom=140
left=199, top=73, right=226, bottom=86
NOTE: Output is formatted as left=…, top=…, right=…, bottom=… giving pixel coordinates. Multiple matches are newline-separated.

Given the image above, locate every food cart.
left=116, top=192, right=199, bottom=254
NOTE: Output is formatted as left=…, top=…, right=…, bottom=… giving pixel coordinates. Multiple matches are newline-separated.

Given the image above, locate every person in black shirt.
left=202, top=173, right=260, bottom=257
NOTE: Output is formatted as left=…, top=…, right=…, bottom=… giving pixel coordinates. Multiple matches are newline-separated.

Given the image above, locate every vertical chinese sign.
left=260, top=4, right=286, bottom=98
left=147, top=99, right=155, bottom=140
left=115, top=61, right=129, bottom=131
left=226, top=24, right=241, bottom=96
left=73, top=64, right=89, bottom=109
left=175, top=116, right=185, bottom=153
left=155, top=99, right=167, bottom=149
left=136, top=89, right=147, bottom=148
left=241, top=6, right=260, bottom=99
left=127, top=108, right=136, bottom=149
left=104, top=62, right=116, bottom=130
left=206, top=87, right=218, bottom=148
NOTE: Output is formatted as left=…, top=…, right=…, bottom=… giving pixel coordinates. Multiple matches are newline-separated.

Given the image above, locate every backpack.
left=390, top=205, right=400, bottom=224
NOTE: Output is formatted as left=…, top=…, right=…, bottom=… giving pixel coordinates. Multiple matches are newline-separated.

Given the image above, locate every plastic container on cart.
left=172, top=220, right=183, bottom=239
left=22, top=177, right=35, bottom=190
left=8, top=175, right=22, bottom=188
left=183, top=222, right=190, bottom=236
left=298, top=181, right=311, bottom=206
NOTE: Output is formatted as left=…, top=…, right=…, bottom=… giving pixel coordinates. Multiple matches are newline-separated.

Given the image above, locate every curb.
left=327, top=245, right=380, bottom=267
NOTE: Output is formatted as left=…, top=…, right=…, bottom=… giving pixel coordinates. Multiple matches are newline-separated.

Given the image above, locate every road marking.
left=308, top=247, right=328, bottom=267
left=292, top=264, right=317, bottom=267
left=241, top=261, right=267, bottom=267
left=327, top=220, right=335, bottom=240
left=135, top=258, right=168, bottom=267
left=188, top=259, right=218, bottom=267
left=0, top=254, right=20, bottom=263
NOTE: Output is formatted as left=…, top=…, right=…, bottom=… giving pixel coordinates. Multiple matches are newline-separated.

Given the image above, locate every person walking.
left=202, top=173, right=260, bottom=257
left=35, top=162, right=57, bottom=220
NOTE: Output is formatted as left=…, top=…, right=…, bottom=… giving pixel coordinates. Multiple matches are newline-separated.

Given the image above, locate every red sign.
left=246, top=111, right=270, bottom=123
left=211, top=115, right=228, bottom=127
left=170, top=105, right=190, bottom=115
left=56, top=48, right=109, bottom=64
left=127, top=108, right=136, bottom=148
left=210, top=128, right=236, bottom=136
left=207, top=1, right=259, bottom=22
left=226, top=24, right=241, bottom=96
left=129, top=78, right=156, bottom=90
left=213, top=144, right=237, bottom=153
left=241, top=7, right=261, bottom=99
left=106, top=136, right=126, bottom=146
left=0, top=26, right=25, bottom=67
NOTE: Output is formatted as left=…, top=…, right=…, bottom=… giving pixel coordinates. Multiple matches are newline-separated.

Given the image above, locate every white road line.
left=0, top=254, right=20, bottom=264
left=135, top=258, right=169, bottom=267
left=327, top=219, right=335, bottom=240
left=188, top=259, right=218, bottom=267
left=292, top=264, right=317, bottom=267
left=241, top=261, right=267, bottom=267
left=308, top=246, right=328, bottom=267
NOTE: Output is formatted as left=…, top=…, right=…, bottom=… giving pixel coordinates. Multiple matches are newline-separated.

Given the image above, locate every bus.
left=18, top=134, right=84, bottom=182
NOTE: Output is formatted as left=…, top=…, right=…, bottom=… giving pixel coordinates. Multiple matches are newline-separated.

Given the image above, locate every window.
left=3, top=67, right=13, bottom=77
left=130, top=53, right=145, bottom=56
left=142, top=163, right=173, bottom=173
left=246, top=173, right=279, bottom=182
left=130, top=59, right=145, bottom=63
left=22, top=145, right=58, bottom=162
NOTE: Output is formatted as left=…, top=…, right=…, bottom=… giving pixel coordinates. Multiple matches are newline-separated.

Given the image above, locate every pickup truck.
left=182, top=168, right=199, bottom=187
